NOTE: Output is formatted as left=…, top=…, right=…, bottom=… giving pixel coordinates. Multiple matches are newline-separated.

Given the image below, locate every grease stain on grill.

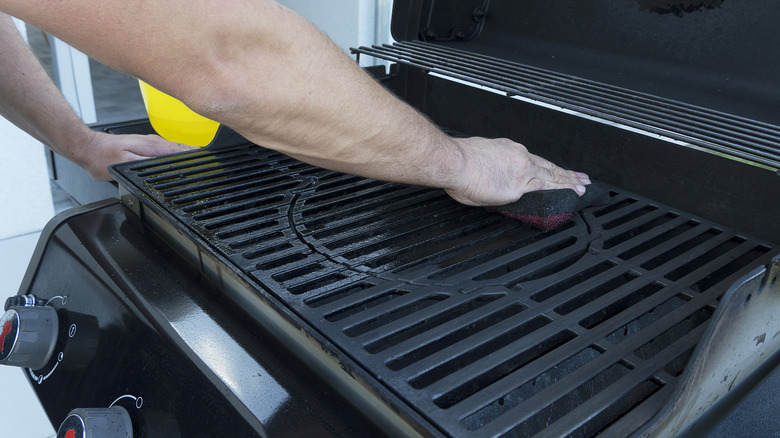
left=216, top=219, right=282, bottom=241
left=325, top=289, right=410, bottom=323
left=530, top=261, right=617, bottom=302
left=386, top=302, right=527, bottom=371
left=602, top=205, right=659, bottom=231
left=305, top=281, right=378, bottom=308
left=665, top=348, right=695, bottom=377
left=258, top=252, right=310, bottom=271
left=288, top=272, right=355, bottom=296
left=605, top=294, right=692, bottom=345
left=162, top=167, right=286, bottom=200
left=554, top=271, right=642, bottom=316
left=186, top=191, right=289, bottom=216
left=636, top=0, right=725, bottom=16
left=271, top=261, right=328, bottom=284
left=618, top=219, right=700, bottom=260
left=471, top=235, right=581, bottom=282
left=506, top=249, right=592, bottom=286
left=504, top=361, right=636, bottom=436
left=664, top=236, right=743, bottom=281
left=364, top=293, right=503, bottom=354
left=579, top=281, right=666, bottom=329
left=691, top=244, right=772, bottom=293
left=603, top=212, right=678, bottom=249
left=203, top=206, right=282, bottom=230
left=593, top=197, right=638, bottom=218
left=640, top=228, right=722, bottom=271
left=461, top=345, right=604, bottom=430
left=344, top=293, right=450, bottom=338
left=409, top=316, right=558, bottom=391
left=242, top=241, right=293, bottom=260
left=229, top=229, right=284, bottom=250
left=634, top=306, right=714, bottom=359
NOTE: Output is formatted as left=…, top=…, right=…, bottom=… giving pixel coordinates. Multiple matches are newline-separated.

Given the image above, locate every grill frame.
left=111, top=142, right=777, bottom=437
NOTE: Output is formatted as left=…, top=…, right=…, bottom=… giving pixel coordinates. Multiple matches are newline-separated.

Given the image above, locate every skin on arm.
left=0, top=12, right=192, bottom=180
left=0, top=0, right=590, bottom=203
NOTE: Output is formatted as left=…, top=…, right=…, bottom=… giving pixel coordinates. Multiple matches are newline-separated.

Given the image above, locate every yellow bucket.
left=138, top=80, right=220, bottom=147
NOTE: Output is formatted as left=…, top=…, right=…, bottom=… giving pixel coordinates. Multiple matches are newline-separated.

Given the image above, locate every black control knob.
left=5, top=294, right=46, bottom=310
left=0, top=305, right=58, bottom=369
left=57, top=406, right=133, bottom=438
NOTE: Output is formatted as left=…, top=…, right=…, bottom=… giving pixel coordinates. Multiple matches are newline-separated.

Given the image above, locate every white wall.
left=277, top=0, right=393, bottom=62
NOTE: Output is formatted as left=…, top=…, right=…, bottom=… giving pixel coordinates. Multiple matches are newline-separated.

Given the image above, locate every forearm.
left=199, top=5, right=466, bottom=190
left=0, top=12, right=95, bottom=167
left=192, top=7, right=465, bottom=189
left=2, top=1, right=466, bottom=190
left=2, top=0, right=588, bottom=201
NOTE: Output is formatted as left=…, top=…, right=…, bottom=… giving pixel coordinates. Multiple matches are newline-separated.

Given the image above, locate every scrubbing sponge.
left=491, top=183, right=610, bottom=231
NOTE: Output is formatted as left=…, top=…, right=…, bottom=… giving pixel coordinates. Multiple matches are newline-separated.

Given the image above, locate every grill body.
left=106, top=138, right=777, bottom=437
left=14, top=1, right=780, bottom=436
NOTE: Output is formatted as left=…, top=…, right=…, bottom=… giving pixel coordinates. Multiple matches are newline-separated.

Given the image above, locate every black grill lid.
left=111, top=143, right=776, bottom=437
left=389, top=1, right=780, bottom=127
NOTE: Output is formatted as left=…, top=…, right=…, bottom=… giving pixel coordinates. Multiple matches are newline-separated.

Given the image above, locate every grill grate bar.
left=382, top=298, right=529, bottom=370
left=388, top=302, right=546, bottom=380
left=354, top=42, right=780, bottom=168
left=504, top=325, right=701, bottom=438
left=459, top=298, right=711, bottom=435
left=439, top=239, right=739, bottom=424
left=599, top=384, right=676, bottom=437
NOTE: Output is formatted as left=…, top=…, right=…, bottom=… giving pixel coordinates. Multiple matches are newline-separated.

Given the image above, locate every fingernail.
left=576, top=184, right=586, bottom=195
left=580, top=177, right=591, bottom=185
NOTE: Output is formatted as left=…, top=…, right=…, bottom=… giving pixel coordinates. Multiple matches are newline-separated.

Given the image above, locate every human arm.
left=0, top=12, right=193, bottom=180
left=1, top=1, right=589, bottom=203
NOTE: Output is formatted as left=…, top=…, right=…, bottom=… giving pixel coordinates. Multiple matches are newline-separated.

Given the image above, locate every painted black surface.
left=393, top=0, right=780, bottom=126
left=15, top=200, right=383, bottom=437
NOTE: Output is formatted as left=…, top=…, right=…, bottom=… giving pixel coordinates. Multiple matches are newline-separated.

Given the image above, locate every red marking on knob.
left=0, top=320, right=12, bottom=353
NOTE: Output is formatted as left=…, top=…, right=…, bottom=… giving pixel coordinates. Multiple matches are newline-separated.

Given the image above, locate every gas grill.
left=4, top=1, right=780, bottom=437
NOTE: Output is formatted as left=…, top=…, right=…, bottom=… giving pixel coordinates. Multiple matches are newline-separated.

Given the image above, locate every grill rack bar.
left=353, top=41, right=780, bottom=169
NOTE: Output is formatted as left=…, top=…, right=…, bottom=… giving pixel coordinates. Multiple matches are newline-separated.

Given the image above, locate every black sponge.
left=491, top=183, right=610, bottom=230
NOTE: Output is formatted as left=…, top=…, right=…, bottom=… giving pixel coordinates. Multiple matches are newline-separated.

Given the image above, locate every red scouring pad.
left=491, top=183, right=610, bottom=231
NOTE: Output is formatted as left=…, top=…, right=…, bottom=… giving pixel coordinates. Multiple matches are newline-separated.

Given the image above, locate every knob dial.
left=0, top=306, right=58, bottom=369
left=57, top=406, right=133, bottom=438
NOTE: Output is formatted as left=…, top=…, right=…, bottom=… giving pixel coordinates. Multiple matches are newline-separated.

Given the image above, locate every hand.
left=445, top=137, right=591, bottom=207
left=77, top=130, right=195, bottom=180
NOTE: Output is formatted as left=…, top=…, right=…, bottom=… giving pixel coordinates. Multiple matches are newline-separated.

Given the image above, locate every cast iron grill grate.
left=113, top=144, right=776, bottom=437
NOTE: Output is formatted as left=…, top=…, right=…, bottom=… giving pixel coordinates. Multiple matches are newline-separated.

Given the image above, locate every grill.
left=16, top=2, right=780, bottom=436
left=111, top=143, right=776, bottom=437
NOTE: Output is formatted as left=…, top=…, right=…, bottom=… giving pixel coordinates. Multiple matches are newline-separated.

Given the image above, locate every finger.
left=526, top=154, right=591, bottom=185
left=124, top=135, right=195, bottom=157
left=526, top=177, right=586, bottom=196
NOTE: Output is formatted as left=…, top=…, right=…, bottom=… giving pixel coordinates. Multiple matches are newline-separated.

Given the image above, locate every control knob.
left=57, top=406, right=133, bottom=438
left=0, top=304, right=58, bottom=369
